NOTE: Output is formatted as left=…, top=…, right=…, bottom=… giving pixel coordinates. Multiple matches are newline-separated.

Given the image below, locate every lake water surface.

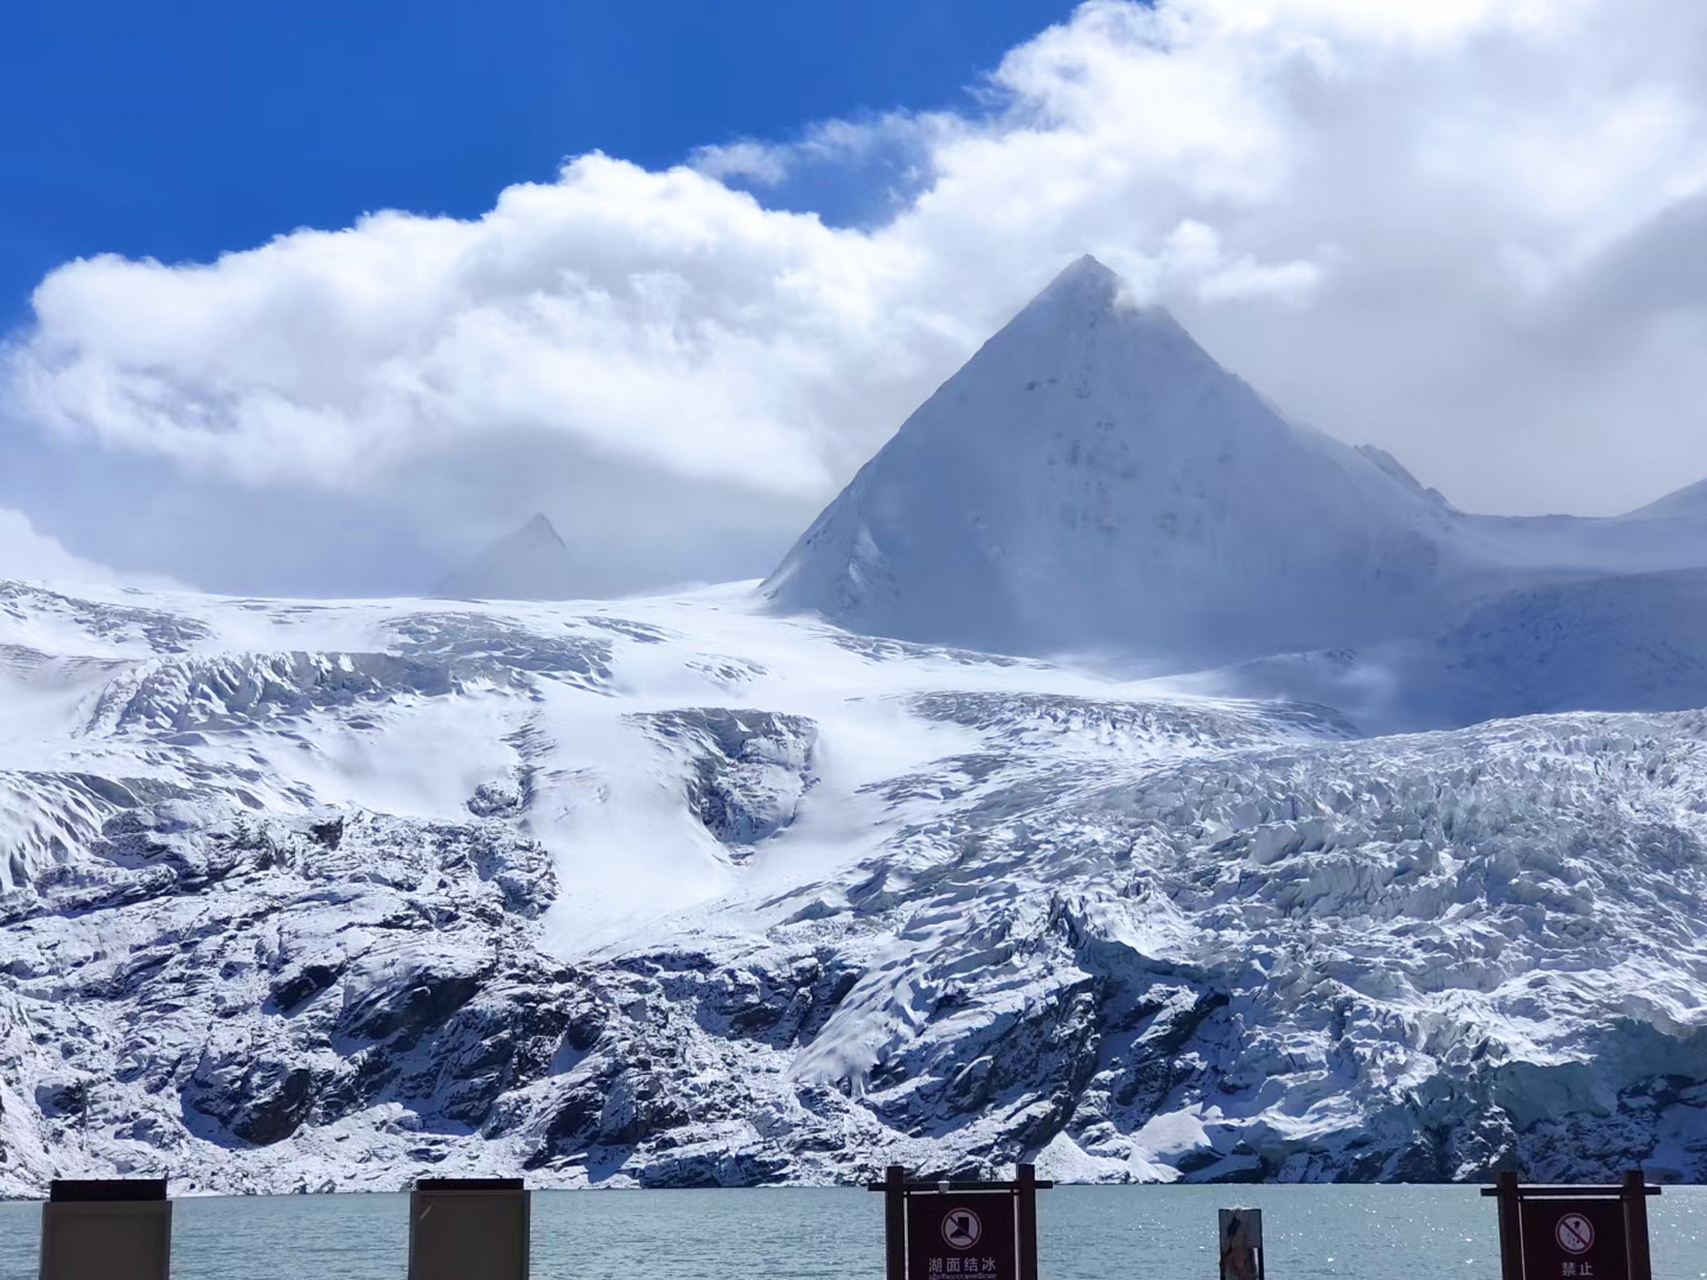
left=5, top=1184, right=1707, bottom=1280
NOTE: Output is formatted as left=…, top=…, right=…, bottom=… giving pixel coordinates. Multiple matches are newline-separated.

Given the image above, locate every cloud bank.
left=6, top=0, right=1707, bottom=592
left=0, top=508, right=139, bottom=587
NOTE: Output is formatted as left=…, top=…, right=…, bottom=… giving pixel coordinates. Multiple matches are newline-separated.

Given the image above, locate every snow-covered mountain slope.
left=434, top=514, right=582, bottom=601
left=7, top=578, right=1707, bottom=1193
left=763, top=257, right=1707, bottom=683
left=1185, top=568, right=1707, bottom=732
left=1457, top=508, right=1707, bottom=578
left=763, top=257, right=1475, bottom=665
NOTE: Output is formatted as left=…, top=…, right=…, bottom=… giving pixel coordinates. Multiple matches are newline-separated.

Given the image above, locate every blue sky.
left=2, top=0, right=1074, bottom=328
left=3, top=0, right=1706, bottom=595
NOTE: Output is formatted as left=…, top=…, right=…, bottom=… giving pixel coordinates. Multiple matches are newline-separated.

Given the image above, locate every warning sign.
left=1556, top=1212, right=1595, bottom=1255
left=1520, top=1199, right=1627, bottom=1280
left=907, top=1195, right=1016, bottom=1280
left=942, top=1207, right=982, bottom=1250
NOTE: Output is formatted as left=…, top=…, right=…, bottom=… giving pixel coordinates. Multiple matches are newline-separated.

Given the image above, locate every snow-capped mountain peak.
left=1020, top=252, right=1126, bottom=314
left=434, top=513, right=581, bottom=601
left=14, top=255, right=1707, bottom=1196
left=519, top=512, right=563, bottom=541
left=764, top=256, right=1461, bottom=665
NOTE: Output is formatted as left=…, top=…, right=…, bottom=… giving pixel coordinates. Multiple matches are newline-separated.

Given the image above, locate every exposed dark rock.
left=270, top=962, right=345, bottom=1014
left=631, top=708, right=817, bottom=847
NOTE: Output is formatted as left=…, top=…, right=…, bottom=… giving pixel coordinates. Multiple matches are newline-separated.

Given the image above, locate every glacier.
left=5, top=580, right=1707, bottom=1194
left=7, top=255, right=1707, bottom=1196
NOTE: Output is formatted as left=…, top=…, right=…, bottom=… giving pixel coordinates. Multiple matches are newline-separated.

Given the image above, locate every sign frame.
left=1482, top=1170, right=1658, bottom=1280
left=39, top=1178, right=172, bottom=1280
left=869, top=1164, right=1052, bottom=1280
left=408, top=1176, right=530, bottom=1280
left=1218, top=1207, right=1265, bottom=1280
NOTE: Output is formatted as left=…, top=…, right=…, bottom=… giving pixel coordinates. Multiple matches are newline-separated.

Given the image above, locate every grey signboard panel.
left=409, top=1179, right=530, bottom=1280
left=39, top=1182, right=171, bottom=1280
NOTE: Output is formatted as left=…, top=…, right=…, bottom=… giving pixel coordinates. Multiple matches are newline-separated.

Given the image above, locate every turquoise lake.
left=5, top=1184, right=1707, bottom=1279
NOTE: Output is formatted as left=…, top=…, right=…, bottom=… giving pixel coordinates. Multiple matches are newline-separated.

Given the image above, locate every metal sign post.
left=1484, top=1169, right=1659, bottom=1280
left=1218, top=1207, right=1265, bottom=1280
left=38, top=1179, right=171, bottom=1280
left=408, top=1177, right=530, bottom=1280
left=872, top=1164, right=1051, bottom=1280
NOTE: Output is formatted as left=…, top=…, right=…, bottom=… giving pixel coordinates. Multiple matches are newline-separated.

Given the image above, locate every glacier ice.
left=4, top=581, right=1707, bottom=1193
left=9, top=255, right=1707, bottom=1196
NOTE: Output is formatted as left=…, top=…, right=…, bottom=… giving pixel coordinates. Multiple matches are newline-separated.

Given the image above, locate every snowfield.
left=5, top=579, right=1707, bottom=1194
left=7, top=256, right=1707, bottom=1195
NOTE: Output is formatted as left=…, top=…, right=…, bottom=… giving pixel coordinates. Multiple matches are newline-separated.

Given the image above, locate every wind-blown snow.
left=5, top=576, right=1707, bottom=1194
left=1186, top=569, right=1707, bottom=732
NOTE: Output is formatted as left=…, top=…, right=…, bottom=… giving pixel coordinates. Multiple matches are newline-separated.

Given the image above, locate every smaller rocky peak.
left=517, top=513, right=566, bottom=544
left=433, top=513, right=580, bottom=601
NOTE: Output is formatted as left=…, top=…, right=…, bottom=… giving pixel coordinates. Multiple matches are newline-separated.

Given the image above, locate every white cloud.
left=0, top=508, right=131, bottom=587
left=7, top=0, right=1707, bottom=594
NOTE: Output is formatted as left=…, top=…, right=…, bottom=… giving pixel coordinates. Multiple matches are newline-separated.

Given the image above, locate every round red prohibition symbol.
left=1555, top=1212, right=1595, bottom=1255
left=942, top=1208, right=983, bottom=1250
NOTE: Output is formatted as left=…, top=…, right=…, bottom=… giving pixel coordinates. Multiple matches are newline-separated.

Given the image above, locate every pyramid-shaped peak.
left=433, top=513, right=578, bottom=600
left=1017, top=255, right=1186, bottom=337
left=1034, top=254, right=1121, bottom=306
left=1055, top=253, right=1119, bottom=286
left=764, top=256, right=1465, bottom=663
left=518, top=513, right=565, bottom=544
